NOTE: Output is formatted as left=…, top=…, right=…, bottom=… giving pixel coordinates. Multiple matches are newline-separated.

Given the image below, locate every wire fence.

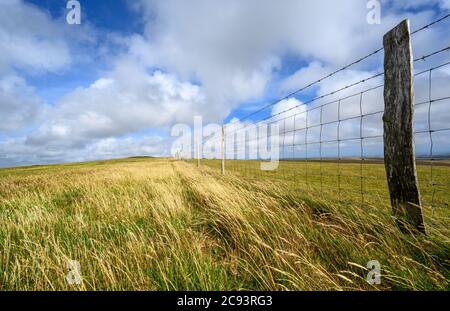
left=185, top=15, right=450, bottom=218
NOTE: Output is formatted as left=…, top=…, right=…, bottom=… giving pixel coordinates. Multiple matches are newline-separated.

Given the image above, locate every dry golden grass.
left=0, top=158, right=448, bottom=290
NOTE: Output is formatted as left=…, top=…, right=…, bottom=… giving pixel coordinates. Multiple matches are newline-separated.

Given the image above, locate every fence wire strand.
left=186, top=16, right=450, bottom=213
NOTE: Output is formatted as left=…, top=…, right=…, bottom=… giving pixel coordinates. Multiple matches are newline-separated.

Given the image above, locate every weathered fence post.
left=221, top=125, right=226, bottom=175
left=197, top=142, right=200, bottom=168
left=383, top=19, right=426, bottom=234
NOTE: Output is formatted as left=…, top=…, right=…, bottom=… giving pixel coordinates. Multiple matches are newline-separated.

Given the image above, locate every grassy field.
left=199, top=159, right=450, bottom=218
left=0, top=158, right=449, bottom=290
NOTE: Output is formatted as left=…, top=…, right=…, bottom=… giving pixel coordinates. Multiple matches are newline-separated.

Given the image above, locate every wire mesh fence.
left=184, top=15, right=450, bottom=219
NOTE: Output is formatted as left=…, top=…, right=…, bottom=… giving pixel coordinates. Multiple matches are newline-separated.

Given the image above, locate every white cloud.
left=0, top=0, right=72, bottom=74
left=0, top=0, right=96, bottom=135
left=25, top=59, right=210, bottom=149
left=0, top=135, right=169, bottom=168
left=1, top=0, right=450, bottom=166
left=128, top=0, right=448, bottom=114
left=0, top=74, right=44, bottom=132
left=91, top=78, right=115, bottom=89
left=86, top=136, right=167, bottom=160
left=131, top=0, right=381, bottom=105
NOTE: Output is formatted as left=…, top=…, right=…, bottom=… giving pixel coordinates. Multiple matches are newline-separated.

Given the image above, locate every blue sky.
left=0, top=0, right=449, bottom=167
left=21, top=0, right=140, bottom=104
left=26, top=0, right=143, bottom=35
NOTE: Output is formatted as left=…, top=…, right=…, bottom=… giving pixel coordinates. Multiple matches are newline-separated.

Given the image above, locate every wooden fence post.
left=383, top=19, right=426, bottom=234
left=221, top=125, right=226, bottom=175
left=197, top=142, right=200, bottom=168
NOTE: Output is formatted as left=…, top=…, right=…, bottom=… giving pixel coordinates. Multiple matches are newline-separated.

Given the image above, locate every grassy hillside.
left=0, top=158, right=448, bottom=290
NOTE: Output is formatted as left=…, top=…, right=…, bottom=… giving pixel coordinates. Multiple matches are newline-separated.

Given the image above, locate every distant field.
left=0, top=158, right=448, bottom=290
left=199, top=159, right=450, bottom=216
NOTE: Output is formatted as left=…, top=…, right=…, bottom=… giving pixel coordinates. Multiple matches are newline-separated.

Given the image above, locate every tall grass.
left=0, top=158, right=448, bottom=290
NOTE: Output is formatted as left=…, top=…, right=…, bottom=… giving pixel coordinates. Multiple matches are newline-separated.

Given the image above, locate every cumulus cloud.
left=0, top=74, right=44, bottom=132
left=128, top=0, right=448, bottom=120
left=0, top=135, right=169, bottom=168
left=0, top=0, right=97, bottom=135
left=25, top=59, right=210, bottom=149
left=1, top=0, right=449, bottom=166
left=0, top=0, right=72, bottom=74
left=130, top=0, right=382, bottom=106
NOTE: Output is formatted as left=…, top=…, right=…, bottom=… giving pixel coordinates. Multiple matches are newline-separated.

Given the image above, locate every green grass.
left=0, top=158, right=448, bottom=290
left=198, top=159, right=450, bottom=220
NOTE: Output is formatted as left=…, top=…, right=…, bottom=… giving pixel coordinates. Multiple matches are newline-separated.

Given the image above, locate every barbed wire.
left=187, top=15, right=450, bottom=149
left=225, top=14, right=450, bottom=127
left=192, top=15, right=450, bottom=212
left=411, top=13, right=450, bottom=35
left=414, top=44, right=450, bottom=62
left=201, top=61, right=450, bottom=211
left=217, top=52, right=450, bottom=143
left=204, top=57, right=449, bottom=152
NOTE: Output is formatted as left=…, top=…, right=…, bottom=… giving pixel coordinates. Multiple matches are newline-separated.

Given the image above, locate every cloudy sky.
left=0, top=0, right=449, bottom=167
